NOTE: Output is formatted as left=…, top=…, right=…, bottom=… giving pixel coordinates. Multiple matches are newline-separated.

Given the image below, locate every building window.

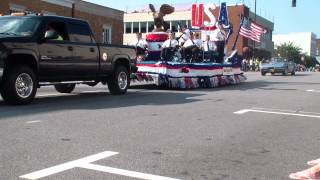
left=148, top=22, right=154, bottom=33
left=140, top=22, right=147, bottom=33
left=125, top=22, right=131, bottom=34
left=171, top=20, right=187, bottom=32
left=187, top=20, right=191, bottom=28
left=103, top=26, right=112, bottom=44
left=132, top=22, right=139, bottom=33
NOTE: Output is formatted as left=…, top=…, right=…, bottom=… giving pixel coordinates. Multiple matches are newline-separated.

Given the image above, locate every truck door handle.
left=90, top=48, right=95, bottom=52
left=68, top=46, right=73, bottom=51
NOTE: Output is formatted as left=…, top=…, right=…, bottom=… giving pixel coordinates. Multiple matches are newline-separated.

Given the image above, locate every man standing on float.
left=211, top=22, right=226, bottom=63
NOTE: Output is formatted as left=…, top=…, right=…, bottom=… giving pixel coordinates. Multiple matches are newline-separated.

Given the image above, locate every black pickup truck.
left=0, top=14, right=137, bottom=105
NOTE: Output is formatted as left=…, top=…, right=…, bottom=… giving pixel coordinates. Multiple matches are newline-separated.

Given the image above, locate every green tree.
left=304, top=55, right=317, bottom=68
left=276, top=42, right=302, bottom=63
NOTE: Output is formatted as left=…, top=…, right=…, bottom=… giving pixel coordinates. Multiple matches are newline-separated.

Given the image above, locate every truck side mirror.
left=44, top=30, right=59, bottom=40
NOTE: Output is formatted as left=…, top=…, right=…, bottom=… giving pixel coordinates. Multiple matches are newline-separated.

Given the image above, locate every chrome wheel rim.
left=118, top=72, right=128, bottom=90
left=15, top=73, right=33, bottom=98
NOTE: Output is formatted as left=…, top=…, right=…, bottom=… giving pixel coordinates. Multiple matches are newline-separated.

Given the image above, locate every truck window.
left=68, top=22, right=93, bottom=43
left=45, top=22, right=69, bottom=41
left=0, top=17, right=40, bottom=37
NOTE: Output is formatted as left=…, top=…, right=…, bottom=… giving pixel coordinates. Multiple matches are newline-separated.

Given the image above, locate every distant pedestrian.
left=249, top=59, right=254, bottom=71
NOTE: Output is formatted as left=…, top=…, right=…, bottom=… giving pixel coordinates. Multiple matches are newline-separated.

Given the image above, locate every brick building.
left=0, top=0, right=124, bottom=44
left=124, top=4, right=274, bottom=58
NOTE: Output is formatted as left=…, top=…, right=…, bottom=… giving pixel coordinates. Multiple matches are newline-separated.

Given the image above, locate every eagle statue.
left=149, top=4, right=175, bottom=32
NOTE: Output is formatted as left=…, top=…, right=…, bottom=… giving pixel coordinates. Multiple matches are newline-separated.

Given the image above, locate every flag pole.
left=231, top=14, right=243, bottom=50
left=253, top=0, right=257, bottom=60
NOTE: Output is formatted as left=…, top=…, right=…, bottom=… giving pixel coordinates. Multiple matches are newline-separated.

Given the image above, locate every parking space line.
left=306, top=89, right=320, bottom=93
left=234, top=108, right=320, bottom=119
left=19, top=151, right=118, bottom=180
left=79, top=163, right=180, bottom=180
left=20, top=151, right=180, bottom=180
left=251, top=107, right=320, bottom=115
left=25, top=120, right=41, bottom=124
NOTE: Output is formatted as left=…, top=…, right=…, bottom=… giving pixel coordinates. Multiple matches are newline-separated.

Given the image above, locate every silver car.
left=260, top=58, right=296, bottom=76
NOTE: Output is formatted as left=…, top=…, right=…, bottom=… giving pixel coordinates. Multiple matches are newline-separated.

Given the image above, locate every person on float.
left=132, top=32, right=148, bottom=56
left=202, top=35, right=217, bottom=62
left=160, top=32, right=179, bottom=60
left=178, top=25, right=191, bottom=46
left=211, top=21, right=226, bottom=63
left=194, top=33, right=203, bottom=49
left=182, top=32, right=200, bottom=63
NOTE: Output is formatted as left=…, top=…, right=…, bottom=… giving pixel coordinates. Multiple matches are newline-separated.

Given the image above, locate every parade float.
left=132, top=3, right=247, bottom=89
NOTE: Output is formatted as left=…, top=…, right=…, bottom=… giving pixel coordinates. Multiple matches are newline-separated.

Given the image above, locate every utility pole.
left=292, top=0, right=296, bottom=7
left=71, top=3, right=75, bottom=18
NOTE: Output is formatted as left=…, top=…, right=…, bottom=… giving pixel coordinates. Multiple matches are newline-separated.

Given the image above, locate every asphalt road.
left=0, top=72, right=320, bottom=180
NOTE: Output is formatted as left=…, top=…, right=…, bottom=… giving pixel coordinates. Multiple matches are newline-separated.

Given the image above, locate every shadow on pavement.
left=0, top=90, right=205, bottom=119
left=131, top=80, right=308, bottom=92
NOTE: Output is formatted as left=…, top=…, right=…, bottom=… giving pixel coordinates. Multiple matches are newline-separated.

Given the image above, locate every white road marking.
left=19, top=151, right=118, bottom=180
left=36, top=93, right=69, bottom=98
left=306, top=89, right=320, bottom=93
left=79, top=163, right=180, bottom=180
left=234, top=109, right=251, bottom=114
left=25, top=120, right=41, bottom=124
left=36, top=90, right=105, bottom=98
left=252, top=107, right=320, bottom=115
left=20, top=151, right=180, bottom=180
left=234, top=108, right=320, bottom=119
left=81, top=90, right=106, bottom=93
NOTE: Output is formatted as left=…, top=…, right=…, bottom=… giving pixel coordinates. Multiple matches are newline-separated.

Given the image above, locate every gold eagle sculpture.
left=149, top=4, right=175, bottom=32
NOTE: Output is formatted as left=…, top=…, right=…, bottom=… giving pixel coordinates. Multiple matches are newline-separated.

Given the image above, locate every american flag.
left=240, top=18, right=265, bottom=42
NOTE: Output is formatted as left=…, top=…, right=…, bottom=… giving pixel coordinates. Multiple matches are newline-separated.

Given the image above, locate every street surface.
left=1, top=72, right=320, bottom=180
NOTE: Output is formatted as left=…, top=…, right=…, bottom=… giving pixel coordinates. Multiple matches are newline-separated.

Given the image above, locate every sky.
left=83, top=0, right=320, bottom=37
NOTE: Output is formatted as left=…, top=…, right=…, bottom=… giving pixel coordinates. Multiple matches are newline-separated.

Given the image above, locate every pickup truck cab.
left=0, top=13, right=137, bottom=105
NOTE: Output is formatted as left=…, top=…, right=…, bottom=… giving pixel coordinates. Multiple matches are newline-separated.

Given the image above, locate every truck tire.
left=261, top=71, right=266, bottom=76
left=54, top=84, right=75, bottom=93
left=291, top=70, right=296, bottom=76
left=107, top=66, right=130, bottom=95
left=0, top=66, right=37, bottom=105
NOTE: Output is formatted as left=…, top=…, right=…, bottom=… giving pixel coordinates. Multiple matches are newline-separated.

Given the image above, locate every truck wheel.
left=54, top=84, right=75, bottom=93
left=291, top=70, right=296, bottom=76
left=261, top=71, right=266, bottom=76
left=0, top=66, right=37, bottom=105
left=107, top=66, right=130, bottom=95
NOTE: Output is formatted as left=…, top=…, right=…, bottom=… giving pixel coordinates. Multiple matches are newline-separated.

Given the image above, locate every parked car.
left=0, top=13, right=137, bottom=105
left=260, top=58, right=296, bottom=76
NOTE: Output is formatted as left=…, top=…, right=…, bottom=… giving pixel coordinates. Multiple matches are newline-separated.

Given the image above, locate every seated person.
left=181, top=33, right=201, bottom=63
left=194, top=33, right=203, bottom=49
left=132, top=33, right=148, bottom=56
left=202, top=35, right=218, bottom=62
left=178, top=25, right=191, bottom=47
left=161, top=32, right=179, bottom=61
left=46, top=24, right=64, bottom=41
